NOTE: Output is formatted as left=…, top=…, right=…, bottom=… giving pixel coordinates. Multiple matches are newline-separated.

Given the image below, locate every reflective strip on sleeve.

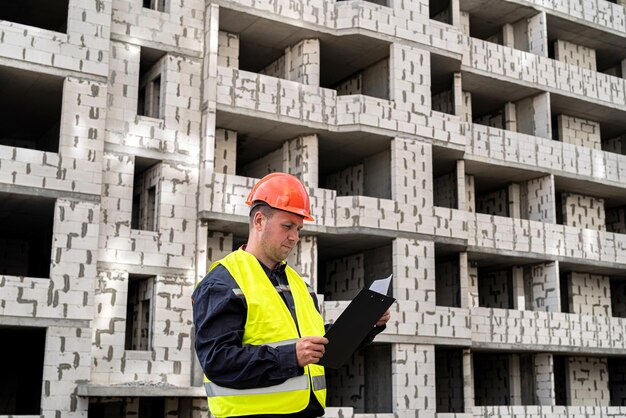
left=264, top=338, right=298, bottom=348
left=232, top=288, right=244, bottom=297
left=204, top=374, right=309, bottom=397
left=311, top=375, right=326, bottom=391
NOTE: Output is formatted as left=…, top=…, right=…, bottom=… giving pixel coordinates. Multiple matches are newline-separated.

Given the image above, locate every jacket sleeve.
left=192, top=266, right=302, bottom=389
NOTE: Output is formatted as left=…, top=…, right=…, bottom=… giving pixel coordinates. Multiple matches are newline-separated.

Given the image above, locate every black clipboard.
left=319, top=276, right=395, bottom=369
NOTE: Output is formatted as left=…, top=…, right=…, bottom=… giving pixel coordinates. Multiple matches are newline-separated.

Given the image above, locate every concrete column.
left=515, top=92, right=551, bottom=139
left=390, top=137, right=433, bottom=211
left=504, top=102, right=517, bottom=132
left=459, top=252, right=470, bottom=308
left=214, top=129, right=237, bottom=174
left=392, top=344, right=436, bottom=414
left=285, top=39, right=320, bottom=86
left=465, top=174, right=475, bottom=213
left=534, top=353, right=556, bottom=405
left=462, top=91, right=472, bottom=123
left=456, top=160, right=466, bottom=212
left=467, top=260, right=479, bottom=308
left=450, top=0, right=460, bottom=28
left=463, top=348, right=475, bottom=409
left=502, top=23, right=515, bottom=48
left=199, top=2, right=220, bottom=210
left=512, top=266, right=525, bottom=310
left=390, top=44, right=431, bottom=112
left=508, top=183, right=521, bottom=218
left=393, top=238, right=435, bottom=310
left=452, top=72, right=463, bottom=117
left=527, top=12, right=548, bottom=56
left=459, top=11, right=470, bottom=35
left=526, top=261, right=560, bottom=312
left=283, top=134, right=319, bottom=188
left=520, top=174, right=556, bottom=223
left=509, top=354, right=522, bottom=405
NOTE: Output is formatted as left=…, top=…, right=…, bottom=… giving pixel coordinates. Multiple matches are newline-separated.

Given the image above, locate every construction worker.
left=192, top=172, right=391, bottom=417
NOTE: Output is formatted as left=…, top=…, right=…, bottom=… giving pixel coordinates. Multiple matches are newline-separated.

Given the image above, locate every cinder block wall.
left=2, top=0, right=626, bottom=416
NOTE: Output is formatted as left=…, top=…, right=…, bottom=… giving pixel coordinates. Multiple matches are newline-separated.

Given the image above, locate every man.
left=193, top=172, right=391, bottom=417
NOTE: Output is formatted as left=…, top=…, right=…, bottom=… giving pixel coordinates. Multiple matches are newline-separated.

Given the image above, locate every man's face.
left=259, top=209, right=304, bottom=264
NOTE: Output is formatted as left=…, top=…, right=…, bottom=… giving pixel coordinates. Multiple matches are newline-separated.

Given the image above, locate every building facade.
left=1, top=0, right=626, bottom=416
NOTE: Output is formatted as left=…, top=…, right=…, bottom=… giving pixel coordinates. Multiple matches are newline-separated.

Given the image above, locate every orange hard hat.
left=246, top=173, right=314, bottom=221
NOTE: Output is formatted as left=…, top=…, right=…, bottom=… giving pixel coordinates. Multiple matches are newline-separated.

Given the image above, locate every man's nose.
left=289, top=228, right=299, bottom=242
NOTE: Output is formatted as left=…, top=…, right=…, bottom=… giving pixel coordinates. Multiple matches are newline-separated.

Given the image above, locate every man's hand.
left=296, top=336, right=328, bottom=367
left=376, top=310, right=391, bottom=327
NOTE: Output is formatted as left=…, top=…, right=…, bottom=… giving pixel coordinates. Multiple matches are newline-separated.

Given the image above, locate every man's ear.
left=252, top=210, right=265, bottom=231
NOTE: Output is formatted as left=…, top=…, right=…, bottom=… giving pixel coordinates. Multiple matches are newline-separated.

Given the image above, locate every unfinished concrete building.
left=1, top=0, right=626, bottom=416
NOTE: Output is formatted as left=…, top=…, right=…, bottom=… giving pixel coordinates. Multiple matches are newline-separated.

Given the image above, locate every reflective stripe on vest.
left=204, top=373, right=327, bottom=398
left=311, top=375, right=326, bottom=391
left=205, top=374, right=309, bottom=397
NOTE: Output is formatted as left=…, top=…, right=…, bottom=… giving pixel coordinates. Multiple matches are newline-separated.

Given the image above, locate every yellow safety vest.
left=203, top=249, right=326, bottom=417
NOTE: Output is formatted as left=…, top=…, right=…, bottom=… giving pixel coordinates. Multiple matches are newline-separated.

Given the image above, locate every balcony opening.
left=468, top=14, right=503, bottom=45
left=321, top=146, right=391, bottom=200
left=430, top=0, right=452, bottom=24
left=609, top=357, right=626, bottom=406
left=318, top=241, right=392, bottom=301
left=547, top=20, right=626, bottom=78
left=137, top=47, right=166, bottom=119
left=435, top=347, right=464, bottom=412
left=478, top=267, right=514, bottom=309
left=560, top=270, right=571, bottom=313
left=326, top=343, right=392, bottom=413
left=0, top=192, right=54, bottom=279
left=435, top=247, right=461, bottom=308
left=0, top=0, right=68, bottom=33
left=320, top=41, right=390, bottom=97
left=555, top=191, right=606, bottom=231
left=433, top=146, right=464, bottom=210
left=143, top=0, right=168, bottom=13
left=332, top=56, right=390, bottom=100
left=88, top=400, right=125, bottom=417
left=553, top=355, right=568, bottom=405
left=469, top=168, right=556, bottom=222
left=431, top=54, right=460, bottom=116
left=131, top=157, right=161, bottom=232
left=139, top=397, right=165, bottom=416
left=0, top=66, right=63, bottom=153
left=125, top=274, right=156, bottom=351
left=473, top=352, right=511, bottom=406
left=611, top=278, right=626, bottom=318
left=89, top=397, right=166, bottom=418
left=475, top=183, right=511, bottom=217
left=602, top=133, right=626, bottom=157
left=0, top=326, right=46, bottom=415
